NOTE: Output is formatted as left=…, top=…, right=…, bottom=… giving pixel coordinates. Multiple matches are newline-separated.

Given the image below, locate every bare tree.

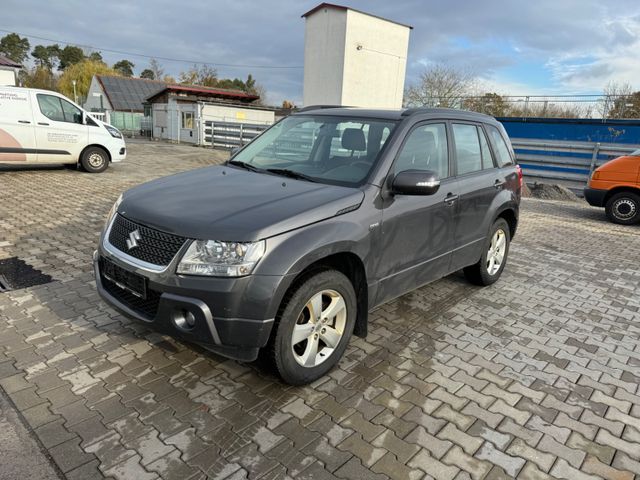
left=178, top=64, right=218, bottom=87
left=251, top=83, right=268, bottom=105
left=149, top=59, right=164, bottom=81
left=599, top=82, right=633, bottom=118
left=404, top=64, right=476, bottom=108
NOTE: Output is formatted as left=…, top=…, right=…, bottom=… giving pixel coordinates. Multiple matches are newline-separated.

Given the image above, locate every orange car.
left=585, top=149, right=640, bottom=224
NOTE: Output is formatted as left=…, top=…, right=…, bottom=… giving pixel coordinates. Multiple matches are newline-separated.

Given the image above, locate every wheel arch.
left=603, top=186, right=640, bottom=204
left=496, top=206, right=518, bottom=239
left=276, top=251, right=369, bottom=339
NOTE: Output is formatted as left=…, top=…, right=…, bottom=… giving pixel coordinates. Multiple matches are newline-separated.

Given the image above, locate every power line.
left=0, top=28, right=303, bottom=70
left=425, top=94, right=626, bottom=99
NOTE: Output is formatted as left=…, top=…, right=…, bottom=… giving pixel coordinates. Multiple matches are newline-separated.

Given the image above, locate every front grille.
left=101, top=272, right=161, bottom=320
left=108, top=214, right=186, bottom=266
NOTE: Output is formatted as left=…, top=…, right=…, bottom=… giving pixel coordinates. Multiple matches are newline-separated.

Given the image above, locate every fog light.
left=173, top=309, right=196, bottom=331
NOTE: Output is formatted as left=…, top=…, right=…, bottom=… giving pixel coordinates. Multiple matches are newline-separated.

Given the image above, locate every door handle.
left=38, top=122, right=50, bottom=126
left=444, top=194, right=459, bottom=205
left=18, top=120, right=31, bottom=124
left=494, top=179, right=505, bottom=189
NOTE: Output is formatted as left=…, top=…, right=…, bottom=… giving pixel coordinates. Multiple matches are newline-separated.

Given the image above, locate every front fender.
left=253, top=213, right=373, bottom=319
left=256, top=216, right=371, bottom=277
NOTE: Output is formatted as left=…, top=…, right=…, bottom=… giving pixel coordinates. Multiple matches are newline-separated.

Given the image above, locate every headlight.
left=105, top=125, right=122, bottom=138
left=177, top=240, right=266, bottom=277
left=105, top=194, right=123, bottom=226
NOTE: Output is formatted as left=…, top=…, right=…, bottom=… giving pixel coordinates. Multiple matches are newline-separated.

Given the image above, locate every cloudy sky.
left=3, top=0, right=640, bottom=104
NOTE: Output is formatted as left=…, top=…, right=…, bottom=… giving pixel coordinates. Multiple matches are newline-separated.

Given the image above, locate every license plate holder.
left=101, top=258, right=147, bottom=299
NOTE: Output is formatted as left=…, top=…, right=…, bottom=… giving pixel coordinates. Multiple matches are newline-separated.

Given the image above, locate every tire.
left=80, top=147, right=109, bottom=173
left=269, top=270, right=357, bottom=385
left=605, top=192, right=640, bottom=225
left=464, top=218, right=511, bottom=286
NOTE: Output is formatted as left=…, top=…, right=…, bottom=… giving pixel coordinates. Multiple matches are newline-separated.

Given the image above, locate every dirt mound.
left=528, top=183, right=579, bottom=202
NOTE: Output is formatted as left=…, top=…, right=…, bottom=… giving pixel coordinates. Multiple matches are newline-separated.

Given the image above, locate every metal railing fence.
left=203, top=121, right=270, bottom=149
left=512, top=138, right=639, bottom=187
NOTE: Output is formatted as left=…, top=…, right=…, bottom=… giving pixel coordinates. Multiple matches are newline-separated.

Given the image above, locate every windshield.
left=631, top=149, right=640, bottom=156
left=230, top=115, right=397, bottom=187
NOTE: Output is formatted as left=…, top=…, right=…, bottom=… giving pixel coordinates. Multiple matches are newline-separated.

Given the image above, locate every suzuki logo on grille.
left=126, top=229, right=142, bottom=250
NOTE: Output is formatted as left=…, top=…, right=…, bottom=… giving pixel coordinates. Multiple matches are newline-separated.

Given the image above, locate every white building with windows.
left=302, top=3, right=411, bottom=108
left=146, top=85, right=273, bottom=145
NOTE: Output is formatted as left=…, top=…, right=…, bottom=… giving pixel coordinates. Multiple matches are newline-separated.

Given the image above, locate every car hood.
left=118, top=165, right=364, bottom=241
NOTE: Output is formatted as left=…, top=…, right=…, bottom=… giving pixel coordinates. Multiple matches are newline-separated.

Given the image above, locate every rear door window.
left=479, top=128, right=495, bottom=170
left=452, top=123, right=482, bottom=175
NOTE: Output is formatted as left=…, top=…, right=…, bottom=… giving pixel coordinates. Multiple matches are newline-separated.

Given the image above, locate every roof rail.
left=297, top=104, right=348, bottom=112
left=401, top=106, right=494, bottom=119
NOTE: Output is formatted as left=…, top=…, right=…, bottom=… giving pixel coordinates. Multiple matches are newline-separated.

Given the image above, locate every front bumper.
left=584, top=187, right=607, bottom=207
left=93, top=244, right=284, bottom=362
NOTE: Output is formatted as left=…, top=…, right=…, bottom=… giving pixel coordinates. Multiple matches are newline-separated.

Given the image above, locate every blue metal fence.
left=497, top=117, right=640, bottom=144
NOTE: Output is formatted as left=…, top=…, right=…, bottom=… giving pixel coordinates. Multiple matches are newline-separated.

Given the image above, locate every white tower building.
left=302, top=3, right=412, bottom=108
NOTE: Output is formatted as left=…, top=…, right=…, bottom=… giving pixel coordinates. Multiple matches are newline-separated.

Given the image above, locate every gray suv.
left=95, top=107, right=522, bottom=385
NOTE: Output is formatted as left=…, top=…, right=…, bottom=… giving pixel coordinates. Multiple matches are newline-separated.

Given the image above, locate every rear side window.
left=487, top=125, right=514, bottom=167
left=395, top=123, right=449, bottom=179
left=452, top=123, right=482, bottom=175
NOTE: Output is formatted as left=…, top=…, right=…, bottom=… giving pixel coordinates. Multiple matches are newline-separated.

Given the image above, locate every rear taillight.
left=516, top=164, right=524, bottom=188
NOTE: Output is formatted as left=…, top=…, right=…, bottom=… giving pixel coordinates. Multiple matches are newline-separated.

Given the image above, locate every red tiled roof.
left=0, top=54, right=22, bottom=68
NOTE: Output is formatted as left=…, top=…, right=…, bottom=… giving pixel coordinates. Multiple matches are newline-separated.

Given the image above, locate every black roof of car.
left=292, top=106, right=498, bottom=123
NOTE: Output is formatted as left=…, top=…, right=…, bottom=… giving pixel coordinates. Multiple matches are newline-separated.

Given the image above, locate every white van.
left=0, top=86, right=125, bottom=173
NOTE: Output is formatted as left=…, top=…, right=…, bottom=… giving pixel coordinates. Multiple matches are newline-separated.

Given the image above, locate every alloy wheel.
left=291, top=289, right=346, bottom=367
left=486, top=228, right=506, bottom=275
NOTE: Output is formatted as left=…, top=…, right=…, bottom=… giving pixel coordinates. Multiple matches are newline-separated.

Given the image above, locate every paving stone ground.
left=1, top=140, right=639, bottom=480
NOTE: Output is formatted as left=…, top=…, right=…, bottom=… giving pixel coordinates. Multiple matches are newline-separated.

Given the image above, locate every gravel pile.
left=527, top=182, right=579, bottom=201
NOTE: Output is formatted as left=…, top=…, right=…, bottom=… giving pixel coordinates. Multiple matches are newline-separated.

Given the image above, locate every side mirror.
left=230, top=146, right=240, bottom=157
left=392, top=170, right=440, bottom=195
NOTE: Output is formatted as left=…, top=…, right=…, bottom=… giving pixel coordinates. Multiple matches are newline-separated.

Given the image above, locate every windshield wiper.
left=227, top=160, right=262, bottom=172
left=265, top=168, right=318, bottom=183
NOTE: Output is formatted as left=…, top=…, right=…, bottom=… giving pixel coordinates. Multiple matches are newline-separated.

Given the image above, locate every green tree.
left=58, top=45, right=85, bottom=70
left=113, top=59, right=135, bottom=77
left=58, top=60, right=118, bottom=104
left=140, top=68, right=155, bottom=79
left=216, top=77, right=245, bottom=90
left=0, top=33, right=30, bottom=64
left=244, top=74, right=256, bottom=92
left=31, top=44, right=61, bottom=70
left=87, top=51, right=104, bottom=63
